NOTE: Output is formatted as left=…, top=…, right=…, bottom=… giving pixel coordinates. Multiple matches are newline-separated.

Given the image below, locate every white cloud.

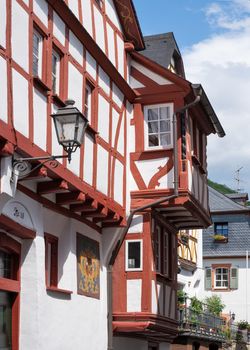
left=183, top=0, right=250, bottom=193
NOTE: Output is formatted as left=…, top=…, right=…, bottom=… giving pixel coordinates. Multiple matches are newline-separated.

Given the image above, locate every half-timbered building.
left=0, top=1, right=224, bottom=350
left=112, top=33, right=225, bottom=350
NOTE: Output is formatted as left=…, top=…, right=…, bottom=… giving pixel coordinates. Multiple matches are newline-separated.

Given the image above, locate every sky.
left=133, top=0, right=250, bottom=195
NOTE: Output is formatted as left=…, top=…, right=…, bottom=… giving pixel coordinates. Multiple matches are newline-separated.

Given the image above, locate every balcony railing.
left=178, top=306, right=226, bottom=341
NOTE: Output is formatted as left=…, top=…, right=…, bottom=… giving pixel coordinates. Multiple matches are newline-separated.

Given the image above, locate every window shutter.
left=230, top=268, right=238, bottom=289
left=205, top=268, right=212, bottom=290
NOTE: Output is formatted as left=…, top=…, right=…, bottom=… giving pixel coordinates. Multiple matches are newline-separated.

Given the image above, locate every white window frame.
left=215, top=267, right=229, bottom=289
left=33, top=29, right=43, bottom=78
left=144, top=103, right=173, bottom=150
left=125, top=239, right=143, bottom=272
left=52, top=49, right=61, bottom=95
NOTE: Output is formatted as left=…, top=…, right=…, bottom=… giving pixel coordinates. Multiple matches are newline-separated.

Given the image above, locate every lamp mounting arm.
left=12, top=154, right=69, bottom=180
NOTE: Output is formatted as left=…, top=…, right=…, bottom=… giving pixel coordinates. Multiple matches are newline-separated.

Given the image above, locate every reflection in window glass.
left=127, top=241, right=142, bottom=270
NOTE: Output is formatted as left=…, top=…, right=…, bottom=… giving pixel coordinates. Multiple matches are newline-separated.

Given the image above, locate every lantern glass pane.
left=75, top=115, right=87, bottom=144
left=54, top=114, right=78, bottom=144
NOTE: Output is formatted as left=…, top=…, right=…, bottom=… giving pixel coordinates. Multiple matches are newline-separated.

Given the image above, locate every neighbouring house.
left=0, top=1, right=224, bottom=350
left=202, top=187, right=250, bottom=323
left=112, top=33, right=225, bottom=350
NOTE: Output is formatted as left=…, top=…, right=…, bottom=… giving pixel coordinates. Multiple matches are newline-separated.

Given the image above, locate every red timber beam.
left=0, top=121, right=125, bottom=226
left=56, top=191, right=86, bottom=205
left=37, top=180, right=69, bottom=195
left=19, top=166, right=48, bottom=182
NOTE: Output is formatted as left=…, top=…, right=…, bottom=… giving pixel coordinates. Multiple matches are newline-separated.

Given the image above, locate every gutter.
left=192, top=84, right=225, bottom=138
left=107, top=95, right=201, bottom=350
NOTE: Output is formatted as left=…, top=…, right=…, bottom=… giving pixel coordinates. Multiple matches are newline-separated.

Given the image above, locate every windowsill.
left=52, top=94, right=66, bottom=107
left=33, top=76, right=50, bottom=92
left=214, top=239, right=228, bottom=243
left=46, top=286, right=73, bottom=295
left=133, top=148, right=173, bottom=160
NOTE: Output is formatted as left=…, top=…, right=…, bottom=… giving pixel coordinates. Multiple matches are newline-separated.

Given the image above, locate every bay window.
left=144, top=103, right=173, bottom=149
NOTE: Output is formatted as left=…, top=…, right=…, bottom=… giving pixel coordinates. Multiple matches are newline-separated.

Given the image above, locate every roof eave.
left=192, top=84, right=225, bottom=138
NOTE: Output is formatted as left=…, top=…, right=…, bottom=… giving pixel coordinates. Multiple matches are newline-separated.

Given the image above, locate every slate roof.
left=208, top=186, right=249, bottom=213
left=141, top=32, right=182, bottom=70
left=203, top=187, right=250, bottom=257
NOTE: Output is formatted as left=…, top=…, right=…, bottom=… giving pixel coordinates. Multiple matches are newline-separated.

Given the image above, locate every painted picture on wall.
left=77, top=233, right=100, bottom=299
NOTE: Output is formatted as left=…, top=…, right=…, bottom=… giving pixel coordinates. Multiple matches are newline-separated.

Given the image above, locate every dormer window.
left=144, top=103, right=173, bottom=149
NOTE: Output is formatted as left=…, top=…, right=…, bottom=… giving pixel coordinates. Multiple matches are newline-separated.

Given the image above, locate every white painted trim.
left=144, top=103, right=174, bottom=150
left=125, top=239, right=143, bottom=272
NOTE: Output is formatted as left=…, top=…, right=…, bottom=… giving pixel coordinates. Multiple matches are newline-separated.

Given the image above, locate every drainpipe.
left=107, top=95, right=201, bottom=350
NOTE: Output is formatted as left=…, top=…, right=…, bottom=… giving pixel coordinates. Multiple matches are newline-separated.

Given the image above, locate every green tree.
left=205, top=295, right=225, bottom=316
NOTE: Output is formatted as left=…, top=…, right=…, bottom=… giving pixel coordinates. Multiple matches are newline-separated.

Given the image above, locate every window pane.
left=160, top=133, right=171, bottom=146
left=128, top=242, right=141, bottom=269
left=0, top=291, right=12, bottom=349
left=148, top=121, right=158, bottom=134
left=160, top=120, right=170, bottom=132
left=0, top=252, right=11, bottom=279
left=159, top=106, right=169, bottom=119
left=149, top=134, right=159, bottom=146
left=148, top=108, right=158, bottom=121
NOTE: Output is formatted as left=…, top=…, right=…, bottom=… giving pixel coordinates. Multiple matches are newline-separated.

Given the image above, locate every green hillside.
left=208, top=179, right=236, bottom=195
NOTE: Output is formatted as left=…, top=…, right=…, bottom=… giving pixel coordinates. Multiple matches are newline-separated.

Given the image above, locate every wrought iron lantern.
left=12, top=99, right=88, bottom=179
left=51, top=99, right=88, bottom=162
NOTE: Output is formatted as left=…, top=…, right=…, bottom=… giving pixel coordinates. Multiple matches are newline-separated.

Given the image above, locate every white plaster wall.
left=7, top=190, right=110, bottom=350
left=112, top=83, right=124, bottom=109
left=33, top=88, right=47, bottom=151
left=117, top=112, right=124, bottom=155
left=96, top=145, right=109, bottom=195
left=128, top=215, right=143, bottom=234
left=114, top=337, right=148, bottom=350
left=202, top=257, right=250, bottom=323
left=99, top=66, right=110, bottom=96
left=68, top=63, right=83, bottom=111
left=117, top=35, right=124, bottom=77
left=114, top=159, right=123, bottom=205
left=81, top=0, right=93, bottom=37
left=83, top=134, right=94, bottom=185
left=12, top=69, right=29, bottom=137
left=127, top=279, right=142, bottom=312
left=136, top=157, right=170, bottom=189
left=0, top=56, right=8, bottom=123
left=12, top=0, right=29, bottom=73
left=106, top=23, right=116, bottom=66
left=130, top=76, right=145, bottom=89
left=0, top=0, right=6, bottom=48
left=69, top=30, right=84, bottom=64
left=94, top=6, right=105, bottom=52
left=33, top=0, right=48, bottom=27
left=98, top=94, right=110, bottom=142
left=105, top=0, right=123, bottom=32
left=68, top=0, right=79, bottom=19
left=112, top=108, right=119, bottom=148
left=152, top=280, right=157, bottom=314
left=51, top=104, right=63, bottom=163
left=86, top=51, right=97, bottom=80
left=67, top=146, right=80, bottom=176
left=53, top=11, right=66, bottom=46
left=131, top=60, right=172, bottom=85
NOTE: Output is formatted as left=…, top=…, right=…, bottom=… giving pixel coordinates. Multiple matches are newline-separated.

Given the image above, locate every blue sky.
left=133, top=0, right=227, bottom=49
left=133, top=0, right=250, bottom=195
